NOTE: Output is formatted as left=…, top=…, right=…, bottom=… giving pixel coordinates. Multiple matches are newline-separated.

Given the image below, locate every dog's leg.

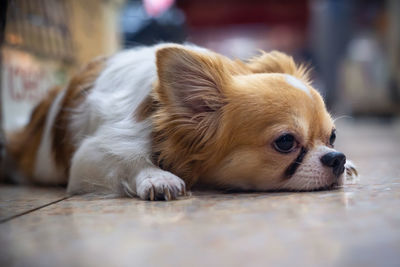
left=67, top=132, right=186, bottom=200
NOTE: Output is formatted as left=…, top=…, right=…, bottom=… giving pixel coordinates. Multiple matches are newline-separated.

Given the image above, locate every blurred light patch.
left=144, top=0, right=175, bottom=17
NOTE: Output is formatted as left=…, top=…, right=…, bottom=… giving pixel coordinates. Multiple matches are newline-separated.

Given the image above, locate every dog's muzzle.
left=320, top=152, right=346, bottom=177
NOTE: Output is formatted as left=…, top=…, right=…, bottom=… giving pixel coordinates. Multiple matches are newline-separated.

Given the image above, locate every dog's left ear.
left=156, top=46, right=228, bottom=114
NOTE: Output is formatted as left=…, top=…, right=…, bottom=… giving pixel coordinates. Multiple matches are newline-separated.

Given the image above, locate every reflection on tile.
left=0, top=186, right=67, bottom=222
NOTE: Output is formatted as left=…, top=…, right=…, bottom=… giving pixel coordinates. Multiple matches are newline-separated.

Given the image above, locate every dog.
left=6, top=43, right=358, bottom=200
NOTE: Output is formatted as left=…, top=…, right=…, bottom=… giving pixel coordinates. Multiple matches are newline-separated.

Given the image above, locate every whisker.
left=333, top=115, right=353, bottom=123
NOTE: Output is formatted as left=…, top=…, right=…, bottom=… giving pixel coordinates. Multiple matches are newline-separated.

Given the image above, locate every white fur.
left=34, top=90, right=66, bottom=183
left=281, top=145, right=344, bottom=191
left=64, top=44, right=204, bottom=199
left=285, top=74, right=311, bottom=96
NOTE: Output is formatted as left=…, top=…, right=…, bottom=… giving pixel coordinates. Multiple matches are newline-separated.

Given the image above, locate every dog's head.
left=152, top=45, right=357, bottom=191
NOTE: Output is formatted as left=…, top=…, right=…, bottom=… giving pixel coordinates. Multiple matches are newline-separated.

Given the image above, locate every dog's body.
left=6, top=43, right=357, bottom=200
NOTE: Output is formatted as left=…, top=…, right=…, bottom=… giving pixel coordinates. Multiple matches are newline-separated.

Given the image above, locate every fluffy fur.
left=6, top=43, right=358, bottom=200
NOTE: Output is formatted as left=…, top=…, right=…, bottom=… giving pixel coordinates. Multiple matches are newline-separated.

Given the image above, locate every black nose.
left=320, top=152, right=346, bottom=177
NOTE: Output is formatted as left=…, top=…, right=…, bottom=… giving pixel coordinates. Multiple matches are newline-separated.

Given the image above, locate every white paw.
left=136, top=169, right=186, bottom=201
left=344, top=160, right=359, bottom=183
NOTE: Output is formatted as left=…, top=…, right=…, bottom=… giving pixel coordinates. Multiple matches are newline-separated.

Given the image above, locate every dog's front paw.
left=136, top=169, right=186, bottom=201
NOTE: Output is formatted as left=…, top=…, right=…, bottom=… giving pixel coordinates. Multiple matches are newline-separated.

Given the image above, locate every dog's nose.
left=320, top=152, right=346, bottom=177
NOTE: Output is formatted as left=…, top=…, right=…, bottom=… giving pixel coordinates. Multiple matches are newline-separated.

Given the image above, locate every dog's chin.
left=219, top=175, right=344, bottom=193
left=297, top=181, right=342, bottom=192
left=305, top=175, right=345, bottom=191
left=223, top=182, right=341, bottom=194
left=270, top=182, right=340, bottom=193
left=274, top=173, right=345, bottom=192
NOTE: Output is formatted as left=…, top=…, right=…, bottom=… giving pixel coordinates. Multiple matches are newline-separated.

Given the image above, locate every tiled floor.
left=1, top=119, right=400, bottom=267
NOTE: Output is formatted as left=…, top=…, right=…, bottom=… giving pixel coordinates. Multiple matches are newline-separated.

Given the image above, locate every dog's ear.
left=247, top=51, right=310, bottom=82
left=156, top=46, right=228, bottom=113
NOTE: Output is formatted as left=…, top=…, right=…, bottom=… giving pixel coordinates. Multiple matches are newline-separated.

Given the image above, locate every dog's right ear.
left=156, top=46, right=228, bottom=114
left=247, top=51, right=310, bottom=82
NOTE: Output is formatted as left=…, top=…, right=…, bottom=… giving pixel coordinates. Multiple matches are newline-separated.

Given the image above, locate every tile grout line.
left=0, top=196, right=71, bottom=224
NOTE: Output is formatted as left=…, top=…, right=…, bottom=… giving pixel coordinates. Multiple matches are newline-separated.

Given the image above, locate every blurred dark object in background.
left=121, top=0, right=309, bottom=59
left=121, top=0, right=186, bottom=47
left=330, top=0, right=400, bottom=116
left=178, top=0, right=309, bottom=60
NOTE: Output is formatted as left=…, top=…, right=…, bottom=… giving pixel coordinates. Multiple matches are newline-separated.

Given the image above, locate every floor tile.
left=0, top=186, right=67, bottom=222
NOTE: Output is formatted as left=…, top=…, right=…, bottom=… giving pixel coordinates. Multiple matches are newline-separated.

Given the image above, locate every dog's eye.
left=274, top=134, right=297, bottom=153
left=329, top=130, right=336, bottom=146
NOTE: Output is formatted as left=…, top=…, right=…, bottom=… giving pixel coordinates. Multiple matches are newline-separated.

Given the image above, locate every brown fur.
left=136, top=95, right=156, bottom=121
left=151, top=47, right=333, bottom=189
left=151, top=48, right=250, bottom=187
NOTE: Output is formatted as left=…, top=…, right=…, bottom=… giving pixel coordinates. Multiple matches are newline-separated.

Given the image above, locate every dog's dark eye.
left=274, top=134, right=296, bottom=153
left=329, top=130, right=336, bottom=146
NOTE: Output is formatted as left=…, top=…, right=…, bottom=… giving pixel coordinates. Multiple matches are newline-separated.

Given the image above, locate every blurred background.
left=0, top=0, right=399, bottom=132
